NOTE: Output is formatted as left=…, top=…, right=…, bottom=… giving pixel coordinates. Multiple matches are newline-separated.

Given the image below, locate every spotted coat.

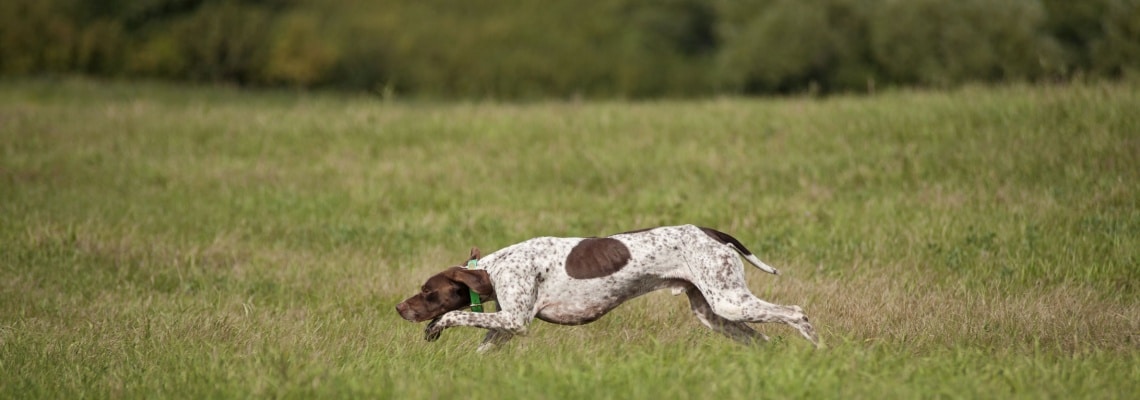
left=396, top=224, right=818, bottom=352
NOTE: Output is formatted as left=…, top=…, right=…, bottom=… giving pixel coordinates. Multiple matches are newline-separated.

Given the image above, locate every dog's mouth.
left=396, top=304, right=447, bottom=323
left=395, top=302, right=422, bottom=322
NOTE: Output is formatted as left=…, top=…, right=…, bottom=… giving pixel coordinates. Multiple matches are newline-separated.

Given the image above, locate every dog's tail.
left=700, top=227, right=780, bottom=275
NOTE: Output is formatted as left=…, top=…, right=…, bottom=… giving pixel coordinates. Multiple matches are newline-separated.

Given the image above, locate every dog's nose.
left=395, top=302, right=417, bottom=321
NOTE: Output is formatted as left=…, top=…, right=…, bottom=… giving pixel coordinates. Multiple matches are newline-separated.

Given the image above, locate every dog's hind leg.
left=473, top=302, right=514, bottom=353
left=684, top=284, right=770, bottom=345
left=688, top=251, right=819, bottom=346
left=477, top=329, right=514, bottom=353
left=703, top=290, right=818, bottom=346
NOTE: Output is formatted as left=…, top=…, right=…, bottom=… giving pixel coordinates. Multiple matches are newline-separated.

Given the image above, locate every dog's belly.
left=534, top=300, right=621, bottom=325
left=533, top=278, right=688, bottom=325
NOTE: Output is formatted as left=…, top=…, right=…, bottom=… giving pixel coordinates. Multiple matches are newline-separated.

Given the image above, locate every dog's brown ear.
left=469, top=247, right=480, bottom=261
left=444, top=267, right=494, bottom=297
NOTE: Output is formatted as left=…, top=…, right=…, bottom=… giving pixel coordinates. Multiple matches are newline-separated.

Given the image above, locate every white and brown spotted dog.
left=396, top=225, right=818, bottom=352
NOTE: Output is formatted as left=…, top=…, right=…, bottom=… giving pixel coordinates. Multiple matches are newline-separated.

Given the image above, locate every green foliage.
left=0, top=0, right=79, bottom=74
left=868, top=0, right=1061, bottom=86
left=1091, top=0, right=1140, bottom=77
left=165, top=2, right=275, bottom=83
left=1, top=0, right=1139, bottom=96
left=716, top=0, right=877, bottom=93
left=1040, top=0, right=1140, bottom=76
left=264, top=12, right=337, bottom=86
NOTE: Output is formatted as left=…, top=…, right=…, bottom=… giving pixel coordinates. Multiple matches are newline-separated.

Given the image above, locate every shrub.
left=75, top=19, right=128, bottom=75
left=0, top=0, right=80, bottom=74
left=170, top=2, right=274, bottom=83
left=1091, top=0, right=1140, bottom=77
left=264, top=12, right=338, bottom=87
left=715, top=0, right=877, bottom=93
left=1, top=0, right=1137, bottom=96
left=868, top=0, right=1062, bottom=86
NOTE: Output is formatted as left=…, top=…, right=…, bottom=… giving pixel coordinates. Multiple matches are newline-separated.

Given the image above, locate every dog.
left=396, top=225, right=818, bottom=352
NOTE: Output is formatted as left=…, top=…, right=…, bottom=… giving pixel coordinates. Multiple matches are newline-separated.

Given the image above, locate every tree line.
left=2, top=0, right=1137, bottom=98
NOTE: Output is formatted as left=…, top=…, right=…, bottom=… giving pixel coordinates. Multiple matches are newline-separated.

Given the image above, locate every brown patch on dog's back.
left=565, top=238, right=631, bottom=279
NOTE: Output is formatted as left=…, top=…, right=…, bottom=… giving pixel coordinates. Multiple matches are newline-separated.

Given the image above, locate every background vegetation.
left=1, top=79, right=1137, bottom=397
left=2, top=0, right=1139, bottom=98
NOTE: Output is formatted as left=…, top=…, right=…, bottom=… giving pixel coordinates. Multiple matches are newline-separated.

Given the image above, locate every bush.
left=75, top=19, right=128, bottom=75
left=1, top=0, right=1138, bottom=97
left=1091, top=0, right=1140, bottom=77
left=169, top=2, right=274, bottom=83
left=264, top=12, right=338, bottom=87
left=0, top=1, right=79, bottom=74
left=868, top=0, right=1062, bottom=86
left=715, top=0, right=877, bottom=93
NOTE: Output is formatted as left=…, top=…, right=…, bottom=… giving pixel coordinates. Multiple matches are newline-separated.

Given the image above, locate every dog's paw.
left=475, top=342, right=497, bottom=353
left=424, top=318, right=443, bottom=342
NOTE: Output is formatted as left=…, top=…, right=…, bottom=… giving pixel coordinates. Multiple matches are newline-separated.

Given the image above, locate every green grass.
left=1, top=78, right=1138, bottom=398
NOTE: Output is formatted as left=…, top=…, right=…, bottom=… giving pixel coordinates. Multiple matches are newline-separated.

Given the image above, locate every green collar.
left=466, top=259, right=484, bottom=312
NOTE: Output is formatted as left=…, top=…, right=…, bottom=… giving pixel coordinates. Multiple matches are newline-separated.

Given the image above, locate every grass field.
left=1, top=78, right=1138, bottom=398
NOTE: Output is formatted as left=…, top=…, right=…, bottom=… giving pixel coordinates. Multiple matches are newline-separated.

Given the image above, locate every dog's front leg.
left=424, top=310, right=531, bottom=342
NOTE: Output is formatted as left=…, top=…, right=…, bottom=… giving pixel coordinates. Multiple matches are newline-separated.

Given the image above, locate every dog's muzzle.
left=395, top=302, right=419, bottom=322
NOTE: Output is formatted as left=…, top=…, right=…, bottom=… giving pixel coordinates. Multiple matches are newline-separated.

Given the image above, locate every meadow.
left=1, top=79, right=1137, bottom=398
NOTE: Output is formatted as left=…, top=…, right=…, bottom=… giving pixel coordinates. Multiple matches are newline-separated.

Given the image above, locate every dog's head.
left=395, top=249, right=494, bottom=322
